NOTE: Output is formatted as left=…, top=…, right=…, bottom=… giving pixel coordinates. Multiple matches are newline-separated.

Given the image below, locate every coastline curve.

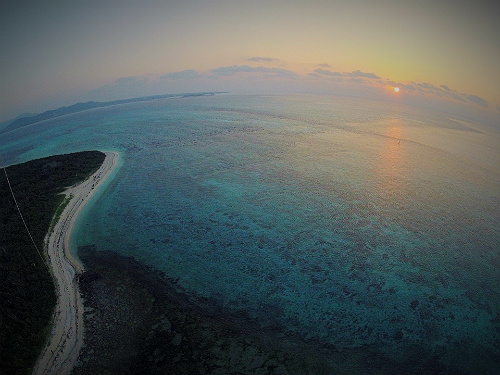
left=32, top=151, right=120, bottom=375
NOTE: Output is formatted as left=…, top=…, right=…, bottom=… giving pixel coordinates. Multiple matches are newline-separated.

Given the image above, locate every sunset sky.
left=1, top=0, right=499, bottom=122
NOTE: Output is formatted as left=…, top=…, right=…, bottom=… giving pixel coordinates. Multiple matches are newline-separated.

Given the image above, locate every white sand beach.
left=32, top=151, right=119, bottom=375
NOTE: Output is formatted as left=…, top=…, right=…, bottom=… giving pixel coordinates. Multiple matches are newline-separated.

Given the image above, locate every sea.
left=1, top=94, right=499, bottom=373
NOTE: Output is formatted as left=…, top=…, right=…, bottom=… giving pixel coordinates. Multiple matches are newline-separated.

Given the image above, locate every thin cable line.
left=1, top=153, right=47, bottom=266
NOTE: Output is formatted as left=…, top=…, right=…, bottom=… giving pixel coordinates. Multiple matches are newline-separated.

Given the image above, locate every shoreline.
left=32, top=151, right=119, bottom=375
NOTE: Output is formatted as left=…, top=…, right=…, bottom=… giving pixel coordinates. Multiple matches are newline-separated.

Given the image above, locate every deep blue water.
left=1, top=94, right=499, bottom=373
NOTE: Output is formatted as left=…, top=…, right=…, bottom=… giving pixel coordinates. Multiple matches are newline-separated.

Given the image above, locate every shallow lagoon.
left=1, top=95, right=499, bottom=373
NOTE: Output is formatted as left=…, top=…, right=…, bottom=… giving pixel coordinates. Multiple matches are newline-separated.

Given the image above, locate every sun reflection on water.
left=379, top=118, right=405, bottom=200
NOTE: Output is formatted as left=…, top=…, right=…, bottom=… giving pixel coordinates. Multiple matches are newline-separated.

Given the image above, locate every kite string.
left=1, top=153, right=47, bottom=265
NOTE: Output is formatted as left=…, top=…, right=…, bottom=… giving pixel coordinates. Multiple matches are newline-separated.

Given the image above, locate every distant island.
left=1, top=92, right=226, bottom=134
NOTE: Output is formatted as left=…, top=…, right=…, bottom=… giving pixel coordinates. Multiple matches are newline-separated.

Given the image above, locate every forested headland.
left=0, top=151, right=105, bottom=375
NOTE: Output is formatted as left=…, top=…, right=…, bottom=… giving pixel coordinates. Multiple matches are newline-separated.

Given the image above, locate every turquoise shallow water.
left=1, top=95, right=499, bottom=373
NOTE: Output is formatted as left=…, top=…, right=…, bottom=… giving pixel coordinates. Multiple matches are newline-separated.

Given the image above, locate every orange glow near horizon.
left=379, top=119, right=404, bottom=200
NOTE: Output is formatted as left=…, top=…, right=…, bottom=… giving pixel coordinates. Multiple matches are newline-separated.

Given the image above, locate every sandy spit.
left=32, top=151, right=119, bottom=375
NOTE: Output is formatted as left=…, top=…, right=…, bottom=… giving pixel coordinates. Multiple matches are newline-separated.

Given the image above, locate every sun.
left=394, top=87, right=400, bottom=93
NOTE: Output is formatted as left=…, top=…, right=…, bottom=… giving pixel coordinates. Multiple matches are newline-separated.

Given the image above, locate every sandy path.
left=32, top=151, right=119, bottom=375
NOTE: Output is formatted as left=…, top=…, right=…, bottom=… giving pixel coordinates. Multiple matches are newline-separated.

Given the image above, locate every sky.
left=1, top=0, right=499, bottom=122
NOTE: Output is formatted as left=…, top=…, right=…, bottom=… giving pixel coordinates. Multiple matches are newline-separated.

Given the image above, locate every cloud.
left=210, top=65, right=258, bottom=75
left=386, top=80, right=416, bottom=91
left=160, top=69, right=207, bottom=80
left=414, top=81, right=441, bottom=91
left=318, top=63, right=331, bottom=68
left=407, top=81, right=487, bottom=106
left=400, top=83, right=416, bottom=91
left=448, top=92, right=467, bottom=103
left=496, top=104, right=500, bottom=113
left=318, top=70, right=493, bottom=114
left=313, top=68, right=342, bottom=77
left=247, top=57, right=278, bottom=62
left=415, top=81, right=459, bottom=97
left=211, top=65, right=297, bottom=78
left=347, top=70, right=380, bottom=79
left=86, top=67, right=493, bottom=119
left=466, top=94, right=488, bottom=107
left=346, top=77, right=366, bottom=84
left=114, top=76, right=144, bottom=84
left=314, top=69, right=379, bottom=79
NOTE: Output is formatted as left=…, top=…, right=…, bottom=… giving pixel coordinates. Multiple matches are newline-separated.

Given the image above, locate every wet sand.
left=32, top=151, right=119, bottom=375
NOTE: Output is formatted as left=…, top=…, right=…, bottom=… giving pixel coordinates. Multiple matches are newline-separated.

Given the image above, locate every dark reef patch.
left=73, top=245, right=479, bottom=375
left=75, top=245, right=337, bottom=375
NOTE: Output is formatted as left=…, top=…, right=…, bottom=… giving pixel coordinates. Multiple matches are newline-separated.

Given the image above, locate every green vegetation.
left=0, top=151, right=105, bottom=375
left=48, top=194, right=73, bottom=234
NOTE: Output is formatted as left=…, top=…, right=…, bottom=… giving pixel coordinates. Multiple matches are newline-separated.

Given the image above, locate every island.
left=0, top=92, right=225, bottom=135
left=0, top=151, right=110, bottom=375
